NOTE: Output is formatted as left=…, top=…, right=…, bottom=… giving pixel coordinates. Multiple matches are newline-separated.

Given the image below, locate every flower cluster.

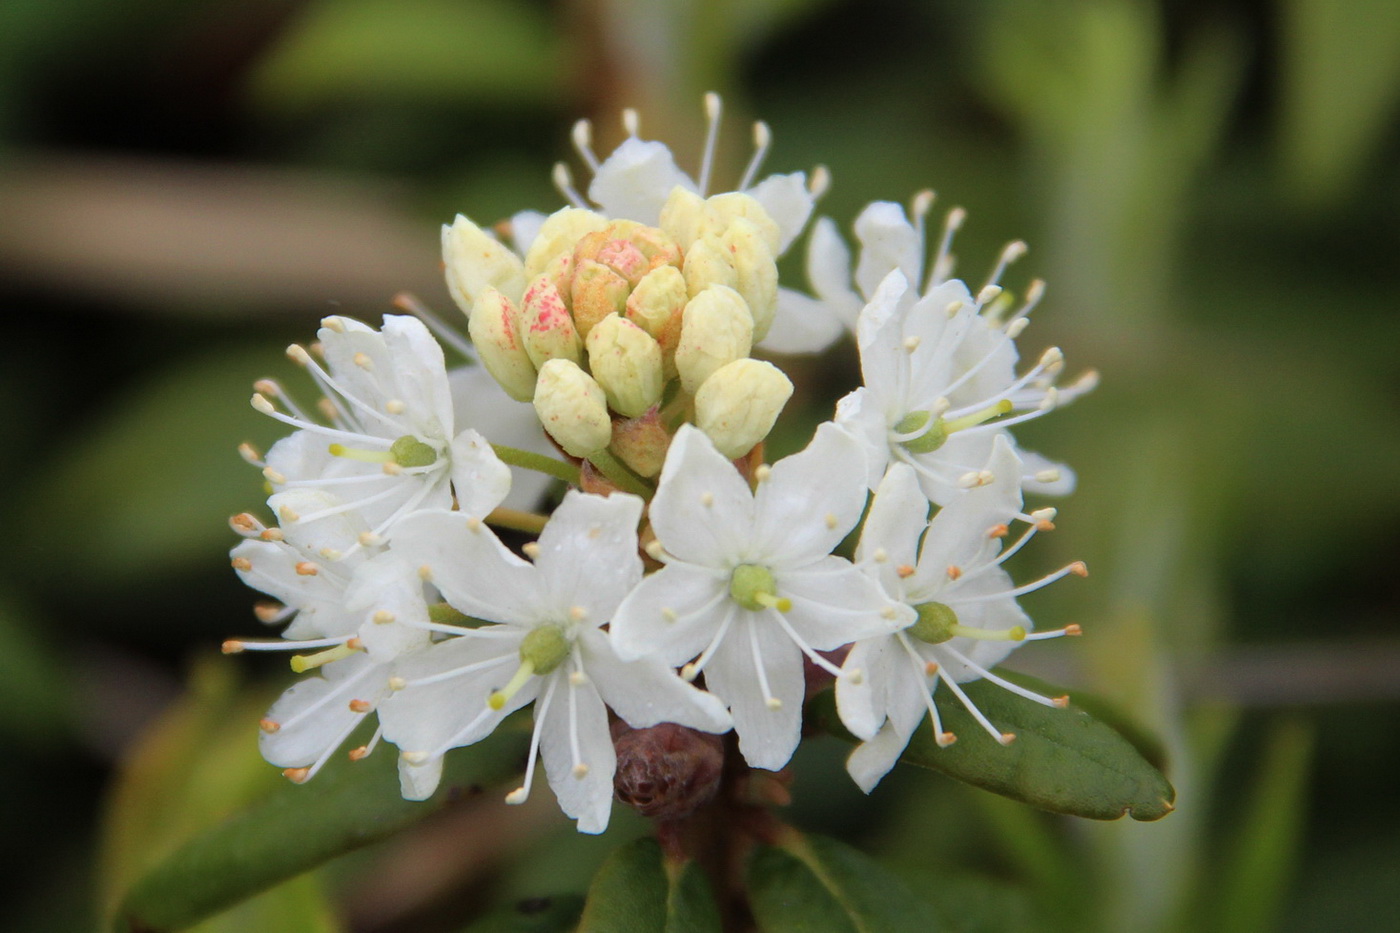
left=226, top=96, right=1095, bottom=833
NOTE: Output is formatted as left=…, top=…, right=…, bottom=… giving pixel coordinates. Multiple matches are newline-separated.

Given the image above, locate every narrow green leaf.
left=808, top=673, right=1176, bottom=821
left=113, top=722, right=529, bottom=932
left=577, top=837, right=721, bottom=933
left=748, top=831, right=943, bottom=932
left=1208, top=719, right=1314, bottom=933
left=461, top=895, right=585, bottom=932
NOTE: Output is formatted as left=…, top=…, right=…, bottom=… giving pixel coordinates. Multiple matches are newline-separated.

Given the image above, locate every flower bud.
left=627, top=224, right=684, bottom=271
left=533, top=359, right=612, bottom=458
left=625, top=265, right=687, bottom=340
left=694, top=359, right=793, bottom=458
left=523, top=207, right=607, bottom=280
left=675, top=285, right=754, bottom=395
left=520, top=276, right=582, bottom=368
left=442, top=215, right=527, bottom=313
left=595, top=237, right=650, bottom=286
left=703, top=192, right=782, bottom=255
left=611, top=409, right=672, bottom=478
left=682, top=235, right=739, bottom=297
left=659, top=186, right=707, bottom=250
left=586, top=314, right=664, bottom=418
left=467, top=286, right=537, bottom=401
left=611, top=721, right=724, bottom=821
left=721, top=218, right=778, bottom=341
left=570, top=259, right=630, bottom=340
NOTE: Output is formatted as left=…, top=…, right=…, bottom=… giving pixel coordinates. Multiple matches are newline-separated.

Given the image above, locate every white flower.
left=251, top=314, right=511, bottom=550
left=379, top=491, right=731, bottom=832
left=226, top=493, right=441, bottom=785
left=835, top=268, right=1094, bottom=506
left=835, top=438, right=1086, bottom=793
left=611, top=424, right=911, bottom=771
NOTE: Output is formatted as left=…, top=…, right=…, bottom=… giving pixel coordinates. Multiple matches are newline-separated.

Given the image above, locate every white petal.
left=806, top=217, right=858, bottom=308
left=756, top=288, right=847, bottom=356
left=855, top=464, right=927, bottom=592
left=448, top=365, right=555, bottom=512
left=388, top=510, right=542, bottom=624
left=940, top=590, right=1031, bottom=678
left=833, top=388, right=890, bottom=491
left=398, top=753, right=444, bottom=800
left=704, top=614, right=804, bottom=771
left=910, top=436, right=1023, bottom=594
left=649, top=425, right=754, bottom=568
left=853, top=202, right=922, bottom=301
left=746, top=172, right=813, bottom=254
left=835, top=637, right=891, bottom=741
left=448, top=428, right=512, bottom=519
left=510, top=210, right=547, bottom=254
left=588, top=138, right=695, bottom=225
left=854, top=270, right=912, bottom=403
left=751, top=423, right=869, bottom=568
left=1019, top=448, right=1077, bottom=496
left=610, top=562, right=729, bottom=665
left=232, top=539, right=358, bottom=638
left=779, top=557, right=911, bottom=649
left=344, top=555, right=433, bottom=663
left=268, top=488, right=374, bottom=562
left=846, top=721, right=911, bottom=794
left=531, top=491, right=643, bottom=620
left=380, top=314, right=454, bottom=440
left=581, top=629, right=731, bottom=732
left=259, top=654, right=382, bottom=767
left=539, top=674, right=616, bottom=833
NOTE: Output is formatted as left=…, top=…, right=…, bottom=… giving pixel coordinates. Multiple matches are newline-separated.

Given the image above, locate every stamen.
left=896, top=634, right=954, bottom=745
left=938, top=668, right=1014, bottom=744
left=504, top=676, right=557, bottom=805
left=567, top=660, right=586, bottom=777
left=552, top=163, right=587, bottom=209
left=401, top=652, right=514, bottom=690
left=926, top=207, right=966, bottom=291
left=571, top=119, right=600, bottom=171
left=621, top=108, right=640, bottom=137
left=698, top=92, right=722, bottom=196
left=748, top=621, right=781, bottom=710
left=952, top=561, right=1087, bottom=604
left=983, top=240, right=1028, bottom=294
left=681, top=604, right=736, bottom=681
left=223, top=635, right=350, bottom=654
left=327, top=443, right=395, bottom=464
left=348, top=725, right=383, bottom=760
left=289, top=639, right=363, bottom=673
left=238, top=442, right=264, bottom=466
left=738, top=121, right=771, bottom=190
left=808, top=165, right=830, bottom=199
left=944, top=399, right=1013, bottom=434
left=488, top=659, right=536, bottom=710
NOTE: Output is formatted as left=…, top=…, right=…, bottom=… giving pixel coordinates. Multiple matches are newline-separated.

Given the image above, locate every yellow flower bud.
left=703, top=192, right=782, bottom=256
left=586, top=313, right=665, bottom=418
left=442, top=215, right=527, bottom=314
left=467, top=286, right=537, bottom=402
left=570, top=259, right=631, bottom=340
left=675, top=285, right=754, bottom=395
left=694, top=359, right=793, bottom=458
left=533, top=359, right=613, bottom=458
left=520, top=275, right=582, bottom=368
left=682, top=235, right=739, bottom=297
left=626, top=265, right=688, bottom=340
left=721, top=218, right=779, bottom=341
left=523, top=208, right=607, bottom=280
left=659, top=186, right=707, bottom=250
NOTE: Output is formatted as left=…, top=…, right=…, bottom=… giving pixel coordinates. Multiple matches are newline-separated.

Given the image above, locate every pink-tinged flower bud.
left=611, top=409, right=672, bottom=478
left=694, top=358, right=793, bottom=458
left=627, top=225, right=684, bottom=271
left=586, top=314, right=664, bottom=418
left=596, top=238, right=650, bottom=286
left=442, top=215, right=527, bottom=314
left=659, top=186, right=707, bottom=250
left=467, top=286, right=537, bottom=401
left=721, top=218, right=778, bottom=341
left=625, top=265, right=687, bottom=340
left=533, top=359, right=612, bottom=458
left=611, top=721, right=724, bottom=821
left=570, top=259, right=630, bottom=340
left=682, top=235, right=738, bottom=297
left=523, top=207, right=607, bottom=280
left=520, top=276, right=582, bottom=368
left=675, top=285, right=754, bottom=395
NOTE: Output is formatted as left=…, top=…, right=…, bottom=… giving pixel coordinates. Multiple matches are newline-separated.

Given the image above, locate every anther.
left=957, top=472, right=982, bottom=489
left=295, top=561, right=319, bottom=576
left=1005, top=317, right=1030, bottom=338
left=250, top=393, right=276, bottom=416
left=230, top=513, right=258, bottom=534
left=935, top=732, right=957, bottom=748
left=262, top=467, right=286, bottom=485
left=465, top=517, right=481, bottom=531
left=569, top=670, right=588, bottom=686
left=253, top=603, right=284, bottom=623
left=988, top=523, right=1009, bottom=538
left=765, top=696, right=783, bottom=710
left=571, top=119, right=598, bottom=170
left=372, top=610, right=395, bottom=625
left=946, top=207, right=967, bottom=231
left=259, top=529, right=283, bottom=543
left=998, top=733, right=1017, bottom=746
left=622, top=108, right=640, bottom=136
left=319, top=547, right=341, bottom=561
left=359, top=532, right=383, bottom=548
left=944, top=300, right=964, bottom=318
left=348, top=746, right=371, bottom=761
left=505, top=786, right=528, bottom=805
left=286, top=344, right=313, bottom=366
left=352, top=352, right=373, bottom=370
left=872, top=548, right=889, bottom=563
left=1065, top=624, right=1083, bottom=636
left=947, top=565, right=962, bottom=580
left=880, top=607, right=900, bottom=620
left=925, top=661, right=939, bottom=675
left=385, top=399, right=406, bottom=414
left=1070, top=561, right=1089, bottom=577
left=824, top=513, right=838, bottom=530
left=912, top=189, right=935, bottom=219
left=522, top=542, right=541, bottom=559
left=754, top=465, right=772, bottom=482
left=278, top=504, right=300, bottom=523
left=1002, top=240, right=1029, bottom=264
left=572, top=763, right=590, bottom=779
left=259, top=718, right=281, bottom=733
left=661, top=607, right=678, bottom=623
left=231, top=557, right=252, bottom=571
left=569, top=605, right=588, bottom=621
left=221, top=639, right=245, bottom=654
left=646, top=541, right=667, bottom=561
left=896, top=564, right=915, bottom=578
left=317, top=398, right=339, bottom=421
left=417, top=564, right=432, bottom=581
left=400, top=750, right=429, bottom=765
left=1053, top=696, right=1070, bottom=709
left=808, top=165, right=831, bottom=199
left=388, top=676, right=407, bottom=691
left=1035, top=469, right=1061, bottom=484
left=1029, top=507, right=1057, bottom=523
left=680, top=663, right=700, bottom=682
left=237, top=443, right=262, bottom=465
left=700, top=492, right=714, bottom=507
left=348, top=699, right=372, bottom=713
left=903, top=335, right=921, bottom=352
left=283, top=767, right=311, bottom=783
left=321, top=316, right=346, bottom=333
left=1040, top=346, right=1064, bottom=368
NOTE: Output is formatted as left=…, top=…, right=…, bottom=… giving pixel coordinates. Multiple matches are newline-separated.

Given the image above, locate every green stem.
left=485, top=507, right=548, bottom=535
left=491, top=444, right=581, bottom=485
left=588, top=448, right=655, bottom=500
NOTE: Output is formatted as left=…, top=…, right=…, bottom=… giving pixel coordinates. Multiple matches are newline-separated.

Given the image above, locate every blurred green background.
left=1, top=0, right=1397, bottom=930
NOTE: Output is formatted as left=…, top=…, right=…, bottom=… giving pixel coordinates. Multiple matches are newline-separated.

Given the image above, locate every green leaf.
left=461, top=895, right=585, bottom=932
left=577, top=837, right=721, bottom=933
left=747, top=831, right=943, bottom=932
left=808, top=673, right=1176, bottom=822
left=113, top=713, right=529, bottom=932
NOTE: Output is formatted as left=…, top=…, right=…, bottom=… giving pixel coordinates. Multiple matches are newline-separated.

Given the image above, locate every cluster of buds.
left=445, top=190, right=792, bottom=469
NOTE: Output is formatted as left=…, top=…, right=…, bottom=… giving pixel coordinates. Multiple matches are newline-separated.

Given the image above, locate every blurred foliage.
left=0, top=0, right=1397, bottom=930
